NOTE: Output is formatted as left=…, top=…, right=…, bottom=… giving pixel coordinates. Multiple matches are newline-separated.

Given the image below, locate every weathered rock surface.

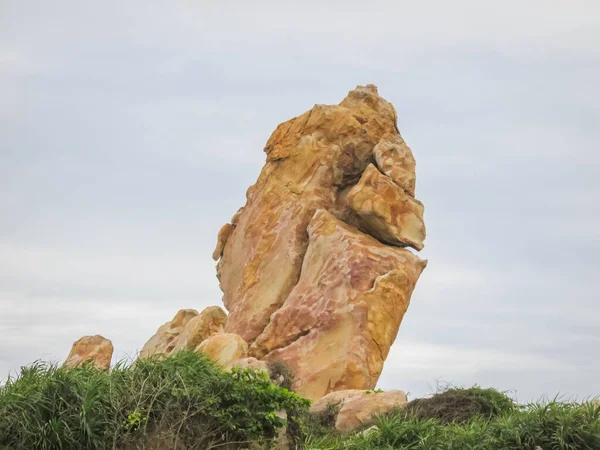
left=197, top=333, right=248, bottom=367
left=172, top=306, right=227, bottom=351
left=347, top=164, right=425, bottom=250
left=334, top=390, right=408, bottom=432
left=139, top=309, right=199, bottom=359
left=250, top=210, right=426, bottom=399
left=64, top=335, right=113, bottom=370
left=214, top=84, right=427, bottom=399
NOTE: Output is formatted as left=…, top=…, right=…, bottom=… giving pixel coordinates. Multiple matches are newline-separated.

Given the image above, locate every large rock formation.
left=63, top=335, right=113, bottom=370
left=214, top=85, right=427, bottom=399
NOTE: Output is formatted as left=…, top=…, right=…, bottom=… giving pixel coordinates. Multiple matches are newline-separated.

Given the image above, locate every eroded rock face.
left=64, top=335, right=113, bottom=370
left=250, top=211, right=426, bottom=399
left=214, top=84, right=427, bottom=400
left=197, top=333, right=248, bottom=367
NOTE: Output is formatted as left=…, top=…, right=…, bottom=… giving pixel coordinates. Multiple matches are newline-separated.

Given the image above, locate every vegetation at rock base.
left=1, top=353, right=599, bottom=450
left=0, top=351, right=309, bottom=450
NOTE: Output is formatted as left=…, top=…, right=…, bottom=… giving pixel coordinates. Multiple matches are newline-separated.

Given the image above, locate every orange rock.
left=215, top=85, right=427, bottom=400
left=172, top=306, right=227, bottom=351
left=347, top=164, right=425, bottom=250
left=250, top=211, right=426, bottom=400
left=196, top=333, right=248, bottom=367
left=138, top=309, right=198, bottom=359
left=64, top=335, right=113, bottom=370
left=334, top=390, right=408, bottom=432
left=215, top=85, right=404, bottom=344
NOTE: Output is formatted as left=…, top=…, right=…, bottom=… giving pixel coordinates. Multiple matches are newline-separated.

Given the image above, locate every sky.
left=1, top=1, right=599, bottom=402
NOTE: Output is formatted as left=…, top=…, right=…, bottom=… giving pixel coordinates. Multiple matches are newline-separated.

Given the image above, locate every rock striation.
left=63, top=335, right=113, bottom=370
left=214, top=85, right=427, bottom=399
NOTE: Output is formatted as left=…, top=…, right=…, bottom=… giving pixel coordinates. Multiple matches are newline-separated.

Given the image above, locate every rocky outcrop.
left=196, top=333, right=248, bottom=367
left=214, top=85, right=427, bottom=400
left=64, top=335, right=113, bottom=370
left=139, top=307, right=226, bottom=359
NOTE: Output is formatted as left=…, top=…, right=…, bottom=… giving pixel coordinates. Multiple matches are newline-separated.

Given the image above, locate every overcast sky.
left=1, top=1, right=599, bottom=402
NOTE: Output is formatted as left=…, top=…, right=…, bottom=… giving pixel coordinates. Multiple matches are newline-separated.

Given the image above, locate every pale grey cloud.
left=1, top=0, right=599, bottom=401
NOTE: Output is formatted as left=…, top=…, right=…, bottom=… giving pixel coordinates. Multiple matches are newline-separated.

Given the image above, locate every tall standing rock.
left=64, top=335, right=113, bottom=370
left=214, top=85, right=427, bottom=399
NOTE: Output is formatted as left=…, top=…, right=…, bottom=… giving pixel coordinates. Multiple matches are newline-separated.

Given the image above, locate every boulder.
left=138, top=309, right=198, bottom=359
left=196, top=333, right=248, bottom=367
left=172, top=306, right=227, bottom=351
left=63, top=335, right=113, bottom=370
left=334, top=390, right=408, bottom=432
left=310, top=389, right=367, bottom=415
left=347, top=164, right=425, bottom=250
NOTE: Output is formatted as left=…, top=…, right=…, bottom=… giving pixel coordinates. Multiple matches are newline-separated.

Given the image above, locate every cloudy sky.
left=1, top=1, right=599, bottom=402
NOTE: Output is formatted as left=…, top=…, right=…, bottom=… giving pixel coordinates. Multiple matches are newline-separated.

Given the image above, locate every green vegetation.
left=305, top=389, right=600, bottom=450
left=1, top=354, right=599, bottom=450
left=0, top=351, right=308, bottom=449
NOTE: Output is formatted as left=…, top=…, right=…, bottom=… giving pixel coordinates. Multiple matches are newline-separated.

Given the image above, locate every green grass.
left=1, top=354, right=599, bottom=450
left=0, top=351, right=309, bottom=450
left=304, top=393, right=600, bottom=450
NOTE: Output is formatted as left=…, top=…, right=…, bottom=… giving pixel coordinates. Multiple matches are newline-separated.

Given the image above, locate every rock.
left=250, top=211, right=426, bottom=399
left=172, top=306, right=227, bottom=351
left=310, top=389, right=367, bottom=415
left=196, top=333, right=248, bottom=367
left=224, top=357, right=269, bottom=373
left=63, top=335, right=113, bottom=370
left=138, top=309, right=198, bottom=359
left=215, top=85, right=414, bottom=345
left=373, top=132, right=416, bottom=196
left=335, top=390, right=408, bottom=432
left=347, top=164, right=425, bottom=250
left=215, top=84, right=427, bottom=400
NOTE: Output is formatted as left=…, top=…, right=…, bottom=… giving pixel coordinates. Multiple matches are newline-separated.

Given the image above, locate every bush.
left=404, top=385, right=516, bottom=423
left=0, top=351, right=310, bottom=450
left=305, top=395, right=600, bottom=450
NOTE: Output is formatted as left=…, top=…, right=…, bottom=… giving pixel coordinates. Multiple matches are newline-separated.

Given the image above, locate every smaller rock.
left=196, top=333, right=248, bottom=367
left=335, top=390, right=408, bottom=432
left=373, top=133, right=416, bottom=196
left=172, top=306, right=227, bottom=351
left=139, top=309, right=199, bottom=359
left=64, top=335, right=113, bottom=370
left=347, top=164, right=425, bottom=250
left=225, top=357, right=269, bottom=373
left=310, top=390, right=367, bottom=415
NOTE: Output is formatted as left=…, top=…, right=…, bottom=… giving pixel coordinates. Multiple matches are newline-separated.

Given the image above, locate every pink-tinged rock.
left=196, top=333, right=248, bottom=367
left=250, top=210, right=426, bottom=400
left=347, top=164, right=425, bottom=250
left=63, top=335, right=113, bottom=370
left=215, top=85, right=402, bottom=344
left=138, top=309, right=198, bottom=359
left=335, top=390, right=408, bottom=432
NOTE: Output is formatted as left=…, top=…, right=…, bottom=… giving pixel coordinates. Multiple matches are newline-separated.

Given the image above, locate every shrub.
left=0, top=351, right=310, bottom=450
left=404, top=385, right=516, bottom=423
